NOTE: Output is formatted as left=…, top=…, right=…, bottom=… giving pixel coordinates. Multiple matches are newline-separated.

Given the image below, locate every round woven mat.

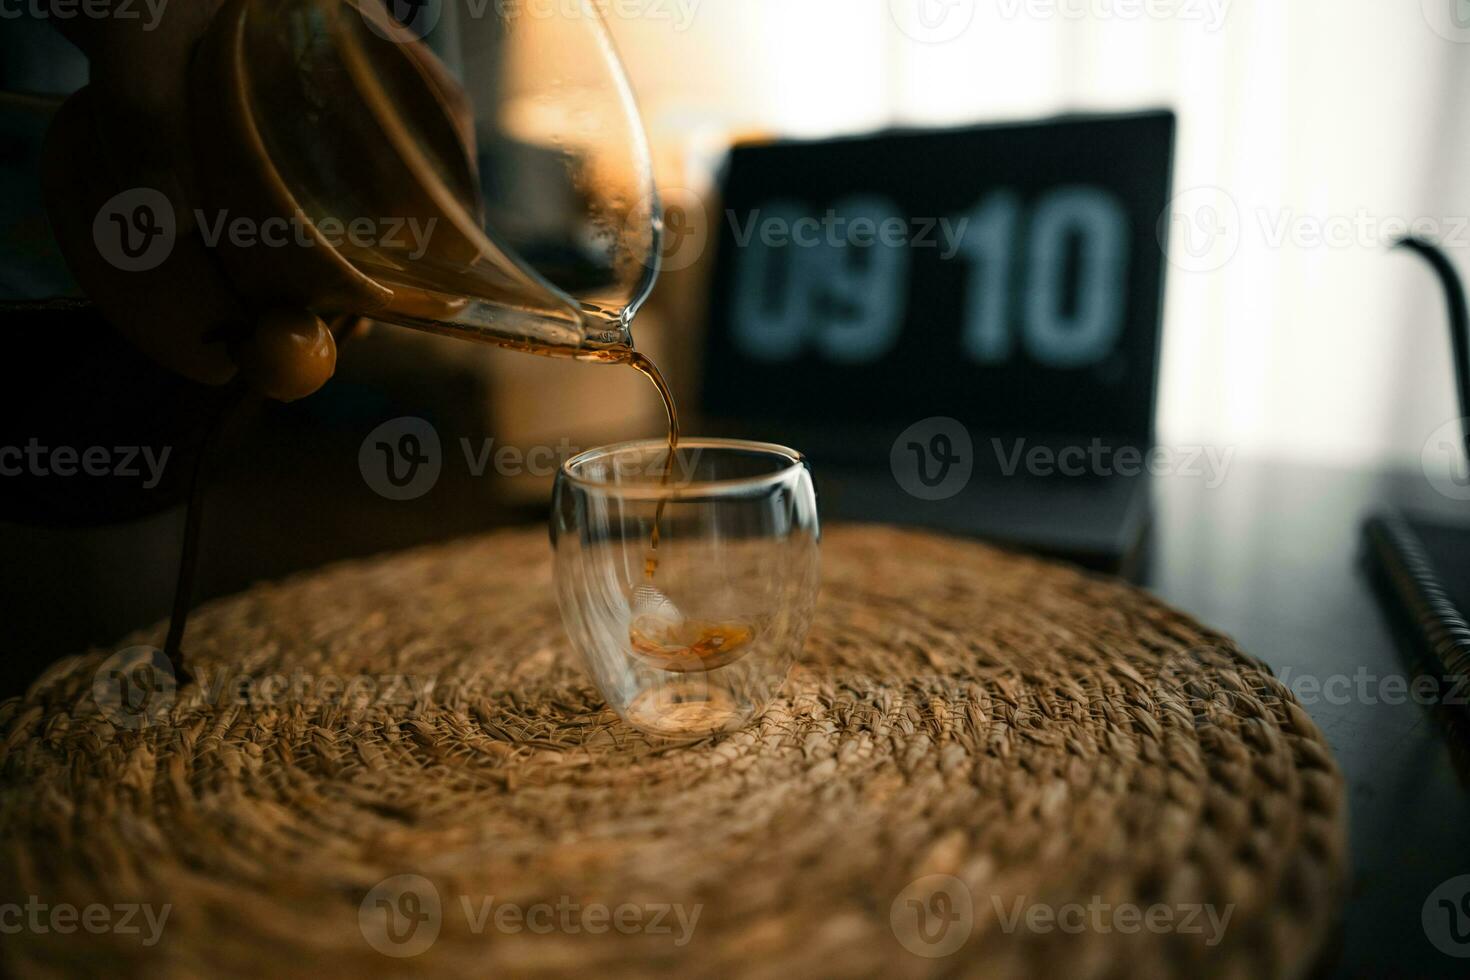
left=0, top=525, right=1344, bottom=978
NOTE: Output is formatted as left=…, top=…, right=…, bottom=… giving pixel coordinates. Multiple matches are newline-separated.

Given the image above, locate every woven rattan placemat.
left=0, top=525, right=1345, bottom=978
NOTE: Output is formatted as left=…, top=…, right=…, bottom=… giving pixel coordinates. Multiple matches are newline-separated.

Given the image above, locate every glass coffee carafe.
left=203, top=0, right=663, bottom=356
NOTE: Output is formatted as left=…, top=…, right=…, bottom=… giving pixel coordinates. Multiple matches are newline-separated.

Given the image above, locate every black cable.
left=1393, top=236, right=1470, bottom=459
left=162, top=381, right=252, bottom=684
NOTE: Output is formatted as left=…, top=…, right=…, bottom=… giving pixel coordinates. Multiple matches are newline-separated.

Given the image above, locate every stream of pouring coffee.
left=436, top=323, right=684, bottom=576
left=617, top=346, right=754, bottom=672
left=621, top=350, right=678, bottom=580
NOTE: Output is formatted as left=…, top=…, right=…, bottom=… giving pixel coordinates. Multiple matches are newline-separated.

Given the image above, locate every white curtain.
left=609, top=0, right=1470, bottom=467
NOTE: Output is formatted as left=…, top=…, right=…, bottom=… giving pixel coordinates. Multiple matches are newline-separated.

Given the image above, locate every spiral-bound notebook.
left=1363, top=511, right=1470, bottom=683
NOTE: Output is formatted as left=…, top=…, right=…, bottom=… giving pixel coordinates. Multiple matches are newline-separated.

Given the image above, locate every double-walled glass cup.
left=552, top=439, right=820, bottom=740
